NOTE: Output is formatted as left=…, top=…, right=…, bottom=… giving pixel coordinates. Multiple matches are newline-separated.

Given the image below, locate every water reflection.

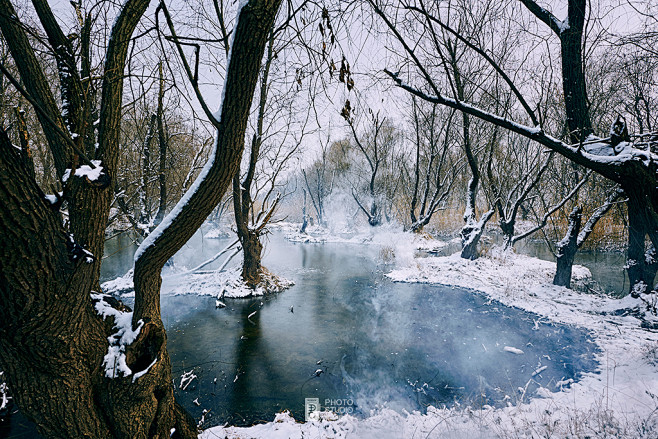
left=2, top=232, right=601, bottom=437
left=161, top=236, right=598, bottom=428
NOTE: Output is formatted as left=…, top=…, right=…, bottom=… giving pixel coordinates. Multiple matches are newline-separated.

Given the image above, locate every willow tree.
left=371, top=0, right=658, bottom=311
left=0, top=0, right=281, bottom=437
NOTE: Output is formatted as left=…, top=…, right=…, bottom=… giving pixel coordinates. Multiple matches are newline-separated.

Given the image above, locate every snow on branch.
left=384, top=70, right=658, bottom=181
left=511, top=170, right=592, bottom=245
left=517, top=0, right=567, bottom=35
left=133, top=1, right=250, bottom=264
left=576, top=187, right=625, bottom=247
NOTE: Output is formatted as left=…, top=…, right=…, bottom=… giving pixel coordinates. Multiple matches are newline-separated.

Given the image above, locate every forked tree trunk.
left=133, top=1, right=281, bottom=434
left=241, top=230, right=264, bottom=288
left=0, top=0, right=282, bottom=437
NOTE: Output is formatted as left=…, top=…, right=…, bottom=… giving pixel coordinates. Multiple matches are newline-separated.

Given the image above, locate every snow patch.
left=74, top=160, right=104, bottom=181
left=91, top=293, right=143, bottom=378
left=503, top=346, right=525, bottom=355
left=167, top=267, right=294, bottom=298
left=101, top=269, right=134, bottom=295
left=44, top=192, right=62, bottom=205
left=0, top=371, right=10, bottom=413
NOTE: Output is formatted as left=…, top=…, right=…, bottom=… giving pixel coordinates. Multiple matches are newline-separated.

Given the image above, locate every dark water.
left=161, top=236, right=599, bottom=428
left=519, top=241, right=629, bottom=297
left=1, top=230, right=601, bottom=436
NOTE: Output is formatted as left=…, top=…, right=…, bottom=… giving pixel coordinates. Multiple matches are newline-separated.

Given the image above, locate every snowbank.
left=102, top=266, right=293, bottom=299
left=166, top=267, right=294, bottom=298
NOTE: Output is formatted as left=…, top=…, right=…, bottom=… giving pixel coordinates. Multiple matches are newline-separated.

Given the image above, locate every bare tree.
left=553, top=186, right=625, bottom=288
left=342, top=104, right=401, bottom=226
left=302, top=133, right=340, bottom=227
left=404, top=97, right=458, bottom=233
left=484, top=132, right=555, bottom=247
left=371, top=0, right=658, bottom=309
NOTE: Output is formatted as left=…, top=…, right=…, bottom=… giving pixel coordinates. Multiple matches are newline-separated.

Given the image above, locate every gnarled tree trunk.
left=0, top=0, right=282, bottom=437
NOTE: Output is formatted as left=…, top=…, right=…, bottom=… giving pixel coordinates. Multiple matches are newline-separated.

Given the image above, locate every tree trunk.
left=553, top=206, right=582, bottom=288
left=231, top=26, right=276, bottom=287
left=460, top=211, right=494, bottom=260
left=500, top=219, right=515, bottom=249
left=369, top=199, right=381, bottom=226
left=625, top=192, right=658, bottom=297
left=559, top=0, right=593, bottom=143
left=241, top=230, right=264, bottom=288
left=0, top=0, right=282, bottom=437
left=460, top=228, right=481, bottom=260
left=154, top=62, right=167, bottom=226
left=300, top=189, right=308, bottom=233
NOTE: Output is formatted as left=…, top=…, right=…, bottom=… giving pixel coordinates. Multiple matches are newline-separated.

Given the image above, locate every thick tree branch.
left=133, top=0, right=283, bottom=324
left=0, top=61, right=96, bottom=168
left=517, top=0, right=563, bottom=35
left=383, top=70, right=631, bottom=183
left=0, top=0, right=71, bottom=176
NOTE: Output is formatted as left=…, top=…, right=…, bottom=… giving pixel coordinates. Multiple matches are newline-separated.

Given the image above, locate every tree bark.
left=154, top=62, right=167, bottom=226
left=240, top=230, right=264, bottom=288
left=554, top=207, right=582, bottom=288
left=0, top=128, right=110, bottom=437
left=559, top=0, right=593, bottom=143
left=1, top=0, right=281, bottom=437
left=0, top=0, right=175, bottom=436
left=626, top=193, right=652, bottom=297
left=134, top=0, right=282, bottom=320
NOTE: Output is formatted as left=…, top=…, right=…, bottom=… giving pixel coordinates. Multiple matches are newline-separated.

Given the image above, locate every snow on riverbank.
left=277, top=222, right=447, bottom=255
left=165, top=267, right=294, bottom=298
left=102, top=266, right=293, bottom=299
left=201, top=246, right=658, bottom=438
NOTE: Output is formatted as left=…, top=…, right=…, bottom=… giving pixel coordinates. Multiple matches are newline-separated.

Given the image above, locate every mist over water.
left=158, top=233, right=598, bottom=427
left=2, top=230, right=600, bottom=437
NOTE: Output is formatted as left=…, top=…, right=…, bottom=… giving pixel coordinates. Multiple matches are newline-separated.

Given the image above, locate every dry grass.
left=379, top=246, right=396, bottom=263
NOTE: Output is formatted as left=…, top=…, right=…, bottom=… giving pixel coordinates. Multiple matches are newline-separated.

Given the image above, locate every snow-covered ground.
left=278, top=221, right=447, bottom=254
left=102, top=266, right=293, bottom=299
left=200, top=240, right=658, bottom=438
